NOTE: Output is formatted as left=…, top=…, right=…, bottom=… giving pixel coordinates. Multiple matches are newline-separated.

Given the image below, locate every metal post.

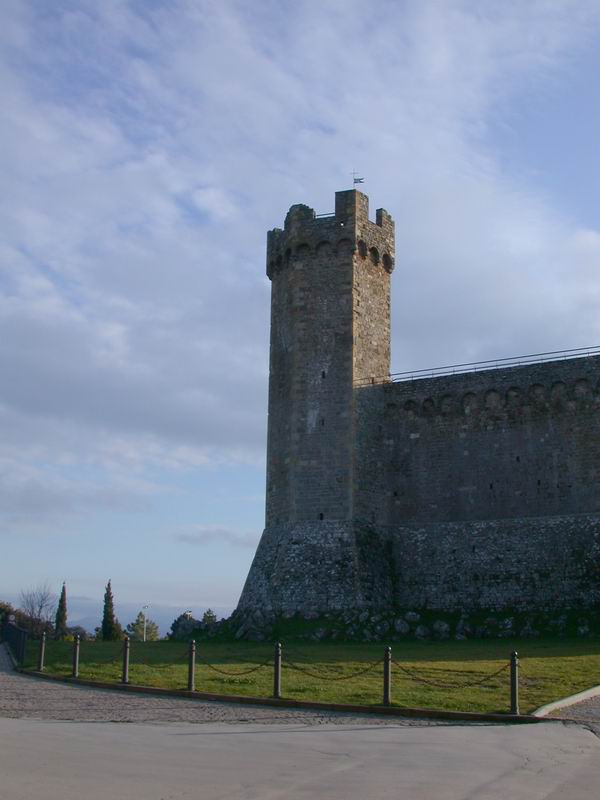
left=37, top=632, right=46, bottom=672
left=72, top=635, right=80, bottom=678
left=383, top=646, right=392, bottom=706
left=19, top=629, right=28, bottom=665
left=510, top=651, right=519, bottom=715
left=122, top=636, right=130, bottom=684
left=273, top=641, right=282, bottom=699
left=188, top=640, right=196, bottom=691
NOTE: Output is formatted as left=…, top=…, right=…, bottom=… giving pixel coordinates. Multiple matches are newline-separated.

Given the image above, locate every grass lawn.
left=23, top=637, right=600, bottom=714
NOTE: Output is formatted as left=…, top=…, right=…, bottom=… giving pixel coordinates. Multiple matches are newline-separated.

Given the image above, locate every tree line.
left=0, top=580, right=217, bottom=641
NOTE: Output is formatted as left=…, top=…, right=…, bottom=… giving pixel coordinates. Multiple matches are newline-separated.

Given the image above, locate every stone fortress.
left=236, top=189, right=600, bottom=634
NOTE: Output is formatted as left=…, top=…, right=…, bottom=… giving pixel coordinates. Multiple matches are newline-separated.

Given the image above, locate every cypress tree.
left=101, top=580, right=122, bottom=641
left=54, top=582, right=68, bottom=640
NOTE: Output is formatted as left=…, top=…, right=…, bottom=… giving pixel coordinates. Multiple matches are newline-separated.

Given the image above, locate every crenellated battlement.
left=383, top=373, right=600, bottom=421
left=266, top=189, right=394, bottom=279
left=380, top=355, right=600, bottom=420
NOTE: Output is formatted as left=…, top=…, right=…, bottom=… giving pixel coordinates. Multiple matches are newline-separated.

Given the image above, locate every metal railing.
left=356, top=345, right=600, bottom=386
left=2, top=621, right=28, bottom=665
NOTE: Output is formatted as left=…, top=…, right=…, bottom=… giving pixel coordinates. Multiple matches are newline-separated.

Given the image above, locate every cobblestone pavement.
left=548, top=694, right=600, bottom=736
left=0, top=644, right=445, bottom=727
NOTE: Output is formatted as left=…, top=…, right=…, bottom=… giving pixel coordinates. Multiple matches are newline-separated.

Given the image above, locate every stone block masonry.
left=263, top=189, right=394, bottom=528
left=236, top=190, right=600, bottom=620
left=392, top=513, right=600, bottom=613
left=370, top=356, right=600, bottom=526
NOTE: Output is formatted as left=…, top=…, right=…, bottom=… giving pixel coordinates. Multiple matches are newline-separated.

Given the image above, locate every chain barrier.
left=283, top=656, right=384, bottom=682
left=517, top=662, right=561, bottom=684
left=79, top=643, right=121, bottom=668
left=129, top=647, right=189, bottom=668
left=42, top=640, right=529, bottom=707
left=196, top=656, right=272, bottom=676
left=179, top=649, right=193, bottom=664
left=392, top=659, right=509, bottom=690
left=220, top=650, right=273, bottom=666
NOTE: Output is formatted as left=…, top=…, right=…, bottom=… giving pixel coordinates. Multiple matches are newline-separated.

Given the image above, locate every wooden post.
left=383, top=646, right=392, bottom=706
left=122, top=636, right=130, bottom=684
left=37, top=632, right=46, bottom=672
left=188, top=640, right=196, bottom=691
left=510, top=651, right=519, bottom=715
left=72, top=635, right=80, bottom=678
left=273, top=641, right=282, bottom=699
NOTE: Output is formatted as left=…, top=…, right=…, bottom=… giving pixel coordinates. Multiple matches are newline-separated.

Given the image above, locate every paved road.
left=2, top=644, right=600, bottom=799
left=2, top=716, right=599, bottom=799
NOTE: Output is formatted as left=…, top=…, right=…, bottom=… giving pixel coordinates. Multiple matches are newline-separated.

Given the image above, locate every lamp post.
left=184, top=610, right=193, bottom=637
left=142, top=605, right=149, bottom=643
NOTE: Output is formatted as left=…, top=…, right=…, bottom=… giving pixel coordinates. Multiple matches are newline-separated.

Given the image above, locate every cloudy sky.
left=2, top=1, right=600, bottom=632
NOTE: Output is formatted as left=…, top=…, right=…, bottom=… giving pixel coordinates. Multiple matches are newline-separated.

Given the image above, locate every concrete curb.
left=18, top=667, right=542, bottom=724
left=532, top=684, right=600, bottom=717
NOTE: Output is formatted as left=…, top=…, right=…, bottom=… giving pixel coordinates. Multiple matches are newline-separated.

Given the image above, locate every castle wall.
left=391, top=513, right=600, bottom=612
left=369, top=355, right=600, bottom=525
left=351, top=355, right=600, bottom=614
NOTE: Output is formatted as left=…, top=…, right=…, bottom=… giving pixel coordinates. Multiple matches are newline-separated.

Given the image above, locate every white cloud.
left=174, top=524, right=259, bottom=549
left=0, top=449, right=161, bottom=535
left=1, top=0, right=600, bottom=549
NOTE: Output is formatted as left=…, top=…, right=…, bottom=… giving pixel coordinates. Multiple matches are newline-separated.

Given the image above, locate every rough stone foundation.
left=238, top=513, right=600, bottom=624
left=236, top=521, right=393, bottom=615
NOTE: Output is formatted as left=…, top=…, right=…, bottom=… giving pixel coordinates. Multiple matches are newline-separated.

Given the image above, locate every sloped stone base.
left=237, top=513, right=600, bottom=620
left=236, top=521, right=393, bottom=615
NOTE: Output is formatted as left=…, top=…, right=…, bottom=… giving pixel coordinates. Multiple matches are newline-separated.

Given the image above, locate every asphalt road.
left=2, top=716, right=599, bottom=800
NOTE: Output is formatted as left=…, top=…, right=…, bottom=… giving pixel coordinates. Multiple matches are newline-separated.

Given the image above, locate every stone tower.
left=237, top=190, right=395, bottom=615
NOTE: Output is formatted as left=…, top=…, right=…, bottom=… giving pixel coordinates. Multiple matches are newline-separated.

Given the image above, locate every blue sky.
left=2, top=1, right=600, bottom=633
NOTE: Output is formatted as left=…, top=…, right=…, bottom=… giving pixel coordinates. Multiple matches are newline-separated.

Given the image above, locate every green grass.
left=23, top=637, right=600, bottom=714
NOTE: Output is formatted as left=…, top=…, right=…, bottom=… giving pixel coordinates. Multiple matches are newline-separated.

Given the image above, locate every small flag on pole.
left=352, top=170, right=365, bottom=185
left=354, top=176, right=364, bottom=184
